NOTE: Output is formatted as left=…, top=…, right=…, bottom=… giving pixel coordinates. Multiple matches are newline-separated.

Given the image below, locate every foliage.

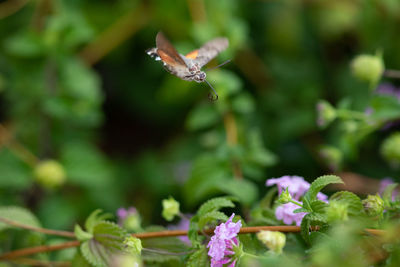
left=1, top=0, right=400, bottom=266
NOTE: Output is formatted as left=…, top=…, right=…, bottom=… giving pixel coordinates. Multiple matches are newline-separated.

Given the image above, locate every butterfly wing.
left=156, top=32, right=188, bottom=68
left=186, top=38, right=229, bottom=67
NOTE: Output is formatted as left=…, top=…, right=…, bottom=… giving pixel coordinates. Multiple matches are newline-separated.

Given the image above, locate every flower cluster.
left=266, top=176, right=328, bottom=226
left=207, top=214, right=242, bottom=267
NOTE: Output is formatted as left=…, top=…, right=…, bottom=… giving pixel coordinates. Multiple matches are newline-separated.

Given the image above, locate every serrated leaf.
left=186, top=246, right=209, bottom=267
left=303, top=175, right=344, bottom=210
left=141, top=235, right=189, bottom=264
left=293, top=208, right=310, bottom=214
left=0, top=206, right=41, bottom=231
left=329, top=191, right=364, bottom=216
left=197, top=197, right=236, bottom=217
left=74, top=224, right=93, bottom=241
left=71, top=250, right=92, bottom=267
left=310, top=200, right=329, bottom=213
left=301, top=213, right=311, bottom=244
left=80, top=222, right=128, bottom=267
left=188, top=216, right=201, bottom=247
left=84, top=209, right=112, bottom=233
left=198, top=211, right=228, bottom=230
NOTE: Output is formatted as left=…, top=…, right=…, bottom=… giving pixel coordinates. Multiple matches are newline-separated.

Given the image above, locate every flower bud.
left=381, top=132, right=400, bottom=168
left=326, top=201, right=348, bottom=222
left=123, top=236, right=142, bottom=255
left=316, top=100, right=337, bottom=128
left=362, top=194, right=384, bottom=216
left=257, top=230, right=286, bottom=254
left=277, top=188, right=292, bottom=204
left=319, top=146, right=343, bottom=171
left=34, top=160, right=66, bottom=189
left=117, top=207, right=142, bottom=232
left=110, top=254, right=141, bottom=267
left=162, top=197, right=180, bottom=221
left=351, top=53, right=384, bottom=86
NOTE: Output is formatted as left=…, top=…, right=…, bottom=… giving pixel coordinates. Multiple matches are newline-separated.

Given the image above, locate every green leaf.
left=293, top=208, right=310, bottom=213
left=74, top=224, right=93, bottom=241
left=310, top=200, right=329, bottom=213
left=303, top=175, right=344, bottom=209
left=186, top=104, right=219, bottom=131
left=84, top=209, right=112, bottom=233
left=186, top=246, right=209, bottom=267
left=71, top=251, right=92, bottom=267
left=141, top=227, right=189, bottom=264
left=80, top=222, right=128, bottom=267
left=0, top=206, right=41, bottom=231
left=197, top=197, right=236, bottom=216
left=300, top=213, right=311, bottom=244
left=198, top=211, right=228, bottom=230
left=216, top=179, right=258, bottom=205
left=329, top=191, right=364, bottom=216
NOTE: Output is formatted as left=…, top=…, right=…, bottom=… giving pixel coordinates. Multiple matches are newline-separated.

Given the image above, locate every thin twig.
left=6, top=258, right=71, bottom=267
left=79, top=4, right=149, bottom=66
left=0, top=222, right=386, bottom=261
left=384, top=69, right=400, bottom=79
left=0, top=217, right=75, bottom=238
left=223, top=112, right=243, bottom=179
left=0, top=0, right=29, bottom=19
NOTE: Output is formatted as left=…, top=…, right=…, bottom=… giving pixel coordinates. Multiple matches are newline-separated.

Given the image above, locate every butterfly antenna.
left=205, top=59, right=231, bottom=72
left=205, top=79, right=218, bottom=101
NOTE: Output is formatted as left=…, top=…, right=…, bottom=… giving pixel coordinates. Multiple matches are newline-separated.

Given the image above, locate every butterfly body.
left=146, top=32, right=228, bottom=83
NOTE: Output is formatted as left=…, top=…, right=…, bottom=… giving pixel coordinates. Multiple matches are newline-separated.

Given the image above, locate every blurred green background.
left=0, top=0, right=400, bottom=230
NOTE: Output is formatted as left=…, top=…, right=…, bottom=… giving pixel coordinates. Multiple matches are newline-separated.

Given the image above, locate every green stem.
left=336, top=110, right=367, bottom=120
left=289, top=199, right=303, bottom=207
left=243, top=252, right=261, bottom=259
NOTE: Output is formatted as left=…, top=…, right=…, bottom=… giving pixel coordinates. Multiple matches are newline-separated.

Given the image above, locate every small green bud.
left=123, top=215, right=142, bottom=232
left=381, top=132, right=400, bottom=168
left=277, top=188, right=292, bottom=204
left=326, top=201, right=348, bottom=222
left=162, top=197, right=180, bottom=221
left=34, top=160, right=66, bottom=189
left=362, top=194, right=384, bottom=216
left=257, top=230, right=286, bottom=254
left=316, top=100, right=337, bottom=128
left=123, top=236, right=142, bottom=255
left=74, top=224, right=93, bottom=241
left=319, top=146, right=343, bottom=171
left=351, top=53, right=384, bottom=86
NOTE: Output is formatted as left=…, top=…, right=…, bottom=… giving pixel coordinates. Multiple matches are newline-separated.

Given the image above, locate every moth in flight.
left=146, top=32, right=229, bottom=101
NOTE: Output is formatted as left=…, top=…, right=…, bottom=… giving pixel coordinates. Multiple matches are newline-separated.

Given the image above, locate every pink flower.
left=275, top=202, right=306, bottom=226
left=207, top=214, right=242, bottom=267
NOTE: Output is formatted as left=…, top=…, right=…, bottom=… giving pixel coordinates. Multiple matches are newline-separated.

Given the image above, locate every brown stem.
left=0, top=0, right=29, bottom=19
left=223, top=112, right=243, bottom=179
left=0, top=225, right=385, bottom=261
left=6, top=258, right=71, bottom=267
left=384, top=69, right=400, bottom=79
left=186, top=0, right=207, bottom=22
left=0, top=241, right=80, bottom=260
left=0, top=217, right=75, bottom=238
left=0, top=124, right=39, bottom=167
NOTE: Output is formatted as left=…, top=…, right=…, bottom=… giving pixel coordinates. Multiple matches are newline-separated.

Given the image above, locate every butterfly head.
left=188, top=64, right=206, bottom=83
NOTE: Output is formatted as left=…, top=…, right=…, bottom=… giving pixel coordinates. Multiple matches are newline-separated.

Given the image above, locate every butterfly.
left=146, top=32, right=229, bottom=101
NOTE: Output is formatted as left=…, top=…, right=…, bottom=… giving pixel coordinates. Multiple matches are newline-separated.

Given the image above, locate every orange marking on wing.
left=185, top=50, right=199, bottom=59
left=158, top=50, right=182, bottom=66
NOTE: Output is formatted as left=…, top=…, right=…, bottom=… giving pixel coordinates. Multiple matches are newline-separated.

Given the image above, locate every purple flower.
left=207, top=214, right=242, bottom=267
left=379, top=178, right=398, bottom=201
left=117, top=207, right=137, bottom=222
left=275, top=202, right=306, bottom=226
left=376, top=83, right=400, bottom=101
left=266, top=175, right=328, bottom=201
